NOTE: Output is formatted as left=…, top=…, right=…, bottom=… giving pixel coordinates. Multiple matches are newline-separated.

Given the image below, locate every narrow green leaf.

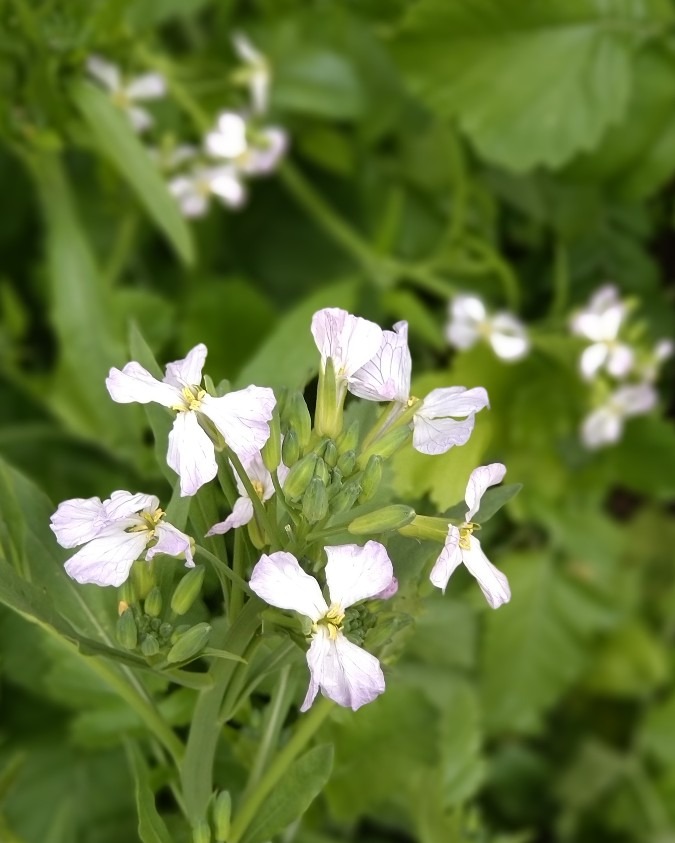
left=474, top=483, right=522, bottom=523
left=127, top=743, right=173, bottom=843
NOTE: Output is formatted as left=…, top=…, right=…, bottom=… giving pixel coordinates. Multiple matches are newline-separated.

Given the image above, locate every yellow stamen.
left=314, top=604, right=345, bottom=641
left=172, top=385, right=206, bottom=413
left=459, top=521, right=480, bottom=550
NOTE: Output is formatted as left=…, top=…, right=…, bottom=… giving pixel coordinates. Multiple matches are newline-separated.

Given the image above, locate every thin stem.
left=227, top=447, right=283, bottom=549
left=550, top=239, right=569, bottom=317
left=195, top=545, right=253, bottom=596
left=229, top=697, right=334, bottom=843
left=229, top=529, right=247, bottom=619
left=245, top=666, right=294, bottom=793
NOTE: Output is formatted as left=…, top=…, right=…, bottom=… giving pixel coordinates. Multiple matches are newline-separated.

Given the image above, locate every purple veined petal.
left=106, top=362, right=180, bottom=407
left=349, top=321, right=412, bottom=404
left=50, top=497, right=107, bottom=548
left=167, top=411, right=218, bottom=497
left=489, top=314, right=530, bottom=361
left=249, top=551, right=327, bottom=622
left=104, top=491, right=159, bottom=521
left=606, top=343, right=634, bottom=379
left=324, top=542, right=394, bottom=610
left=419, top=386, right=490, bottom=420
left=127, top=105, right=153, bottom=133
left=580, top=343, right=609, bottom=380
left=429, top=526, right=462, bottom=592
left=64, top=526, right=149, bottom=587
left=147, top=522, right=194, bottom=567
left=301, top=629, right=385, bottom=712
left=206, top=497, right=255, bottom=535
left=464, top=463, right=507, bottom=522
left=200, top=386, right=275, bottom=459
left=86, top=55, right=121, bottom=92
left=412, top=413, right=476, bottom=456
left=462, top=537, right=511, bottom=609
left=581, top=405, right=622, bottom=449
left=310, top=308, right=383, bottom=378
left=125, top=72, right=166, bottom=101
left=375, top=576, right=398, bottom=600
left=163, top=344, right=208, bottom=390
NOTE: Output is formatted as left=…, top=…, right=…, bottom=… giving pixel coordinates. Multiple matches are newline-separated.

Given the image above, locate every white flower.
left=641, top=338, right=674, bottom=382
left=446, top=295, right=530, bottom=362
left=581, top=383, right=657, bottom=449
left=169, top=165, right=246, bottom=218
left=86, top=55, right=166, bottom=133
left=206, top=450, right=289, bottom=535
left=311, top=307, right=383, bottom=383
left=233, top=33, right=271, bottom=115
left=249, top=542, right=395, bottom=711
left=106, top=344, right=275, bottom=497
left=430, top=464, right=511, bottom=609
left=205, top=112, right=288, bottom=176
left=570, top=285, right=634, bottom=380
left=51, top=491, right=194, bottom=587
left=349, top=320, right=490, bottom=455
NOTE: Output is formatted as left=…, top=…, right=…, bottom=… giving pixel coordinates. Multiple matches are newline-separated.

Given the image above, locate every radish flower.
left=205, top=112, right=287, bottom=176
left=169, top=165, right=246, bottom=217
left=233, top=33, right=271, bottom=115
left=446, top=295, right=529, bottom=362
left=570, top=285, right=634, bottom=380
left=86, top=55, right=166, bottom=133
left=581, top=383, right=657, bottom=449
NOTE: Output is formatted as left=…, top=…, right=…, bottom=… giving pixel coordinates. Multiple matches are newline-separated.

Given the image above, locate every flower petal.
left=86, top=55, right=121, bottom=92
left=205, top=112, right=248, bottom=159
left=462, top=537, right=511, bottom=609
left=167, top=411, right=218, bottom=496
left=125, top=73, right=166, bottom=101
left=104, top=491, right=159, bottom=521
left=106, top=362, right=179, bottom=407
left=580, top=343, right=609, bottom=380
left=127, top=106, right=153, bottom=133
left=349, top=321, right=411, bottom=403
left=64, top=527, right=149, bottom=587
left=614, top=383, right=657, bottom=416
left=163, top=344, right=208, bottom=390
left=375, top=576, right=398, bottom=600
left=325, top=541, right=395, bottom=609
left=209, top=168, right=247, bottom=208
left=147, top=522, right=194, bottom=567
left=489, top=314, right=530, bottom=361
left=241, top=128, right=288, bottom=175
left=200, top=387, right=275, bottom=459
left=607, top=343, right=634, bottom=379
left=412, top=413, right=476, bottom=456
left=429, top=526, right=462, bottom=592
left=581, top=406, right=621, bottom=449
left=310, top=308, right=383, bottom=378
left=464, top=463, right=507, bottom=521
left=206, top=497, right=255, bottom=535
left=50, top=497, right=107, bottom=548
left=249, top=551, right=327, bottom=622
left=419, top=386, right=490, bottom=420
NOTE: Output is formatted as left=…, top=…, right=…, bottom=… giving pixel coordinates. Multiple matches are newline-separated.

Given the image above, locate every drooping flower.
left=51, top=491, right=194, bottom=587
left=205, top=112, right=287, bottom=177
left=570, top=285, right=634, bottom=380
left=581, top=383, right=657, bottom=449
left=206, top=449, right=289, bottom=535
left=249, top=542, right=395, bottom=711
left=446, top=295, right=530, bottom=362
left=169, top=164, right=246, bottom=217
left=349, top=320, right=490, bottom=455
left=106, top=344, right=275, bottom=496
left=430, top=464, right=511, bottom=608
left=232, top=33, right=271, bottom=115
left=86, top=55, right=166, bottom=133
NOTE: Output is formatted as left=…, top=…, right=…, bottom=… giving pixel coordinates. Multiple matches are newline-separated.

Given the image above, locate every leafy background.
left=1, top=0, right=675, bottom=841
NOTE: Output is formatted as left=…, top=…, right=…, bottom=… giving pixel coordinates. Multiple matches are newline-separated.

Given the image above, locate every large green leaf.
left=396, top=0, right=672, bottom=171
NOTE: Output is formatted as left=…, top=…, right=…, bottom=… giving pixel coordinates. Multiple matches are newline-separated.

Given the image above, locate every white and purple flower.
left=446, top=295, right=530, bottom=362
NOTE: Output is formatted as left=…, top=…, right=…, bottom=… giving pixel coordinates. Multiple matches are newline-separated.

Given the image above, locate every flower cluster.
left=51, top=306, right=513, bottom=713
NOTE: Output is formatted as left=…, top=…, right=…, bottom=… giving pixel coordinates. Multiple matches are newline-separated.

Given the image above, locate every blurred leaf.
left=274, top=49, right=365, bottom=119
left=585, top=622, right=670, bottom=698
left=440, top=680, right=484, bottom=807
left=126, top=0, right=210, bottom=27
left=604, top=415, right=675, bottom=500
left=474, top=482, right=522, bottom=523
left=71, top=81, right=194, bottom=265
left=127, top=743, right=173, bottom=843
left=639, top=693, right=675, bottom=768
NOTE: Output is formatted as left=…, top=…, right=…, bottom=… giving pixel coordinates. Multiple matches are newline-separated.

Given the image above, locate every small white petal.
left=127, top=106, right=153, bottom=133
left=125, top=72, right=166, bottom=101
left=412, top=413, right=476, bottom=456
left=580, top=343, right=609, bottom=380
left=325, top=542, right=394, bottom=610
left=420, top=386, right=490, bottom=420
left=163, top=344, right=208, bottom=389
left=86, top=55, right=121, bottom=92
left=349, top=321, right=411, bottom=403
left=310, top=308, right=383, bottom=378
left=167, top=411, right=218, bottom=497
left=206, top=497, right=255, bottom=534
left=200, top=387, right=275, bottom=460
left=205, top=112, right=248, bottom=159
left=606, top=343, right=634, bottom=379
left=489, top=314, right=530, bottom=361
left=249, top=551, right=327, bottom=622
left=147, top=522, right=194, bottom=567
left=614, top=383, right=657, bottom=416
left=571, top=286, right=625, bottom=342
left=50, top=497, right=107, bottom=548
left=104, top=491, right=160, bottom=521
left=209, top=168, right=247, bottom=208
left=451, top=294, right=487, bottom=325
left=64, top=526, right=149, bottom=587
left=464, top=463, right=506, bottom=521
left=446, top=318, right=480, bottom=351
left=106, top=362, right=180, bottom=407
left=462, top=537, right=511, bottom=609
left=581, top=406, right=622, bottom=449
left=429, top=526, right=462, bottom=592
left=241, top=128, right=287, bottom=175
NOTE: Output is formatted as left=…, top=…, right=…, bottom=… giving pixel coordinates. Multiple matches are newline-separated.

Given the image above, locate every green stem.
left=229, top=697, right=334, bottom=843
left=195, top=545, right=252, bottom=596
left=550, top=239, right=569, bottom=317
left=229, top=529, right=247, bottom=619
left=245, top=666, right=294, bottom=793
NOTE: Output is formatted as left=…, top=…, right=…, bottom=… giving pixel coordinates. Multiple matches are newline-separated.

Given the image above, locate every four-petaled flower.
left=86, top=55, right=166, bottom=134
left=51, top=491, right=194, bottom=587
left=581, top=383, right=657, bottom=449
left=446, top=294, right=530, bottom=362
left=106, top=344, right=275, bottom=496
left=430, top=464, right=511, bottom=608
left=205, top=112, right=288, bottom=177
left=169, top=164, right=246, bottom=217
left=249, top=542, right=395, bottom=711
left=570, top=285, right=634, bottom=381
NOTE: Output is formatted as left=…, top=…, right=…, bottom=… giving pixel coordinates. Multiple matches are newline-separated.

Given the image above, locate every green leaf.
left=273, top=49, right=365, bottom=120
left=127, top=743, right=173, bottom=843
left=474, top=482, right=522, bottom=523
left=240, top=744, right=334, bottom=843
left=71, top=80, right=194, bottom=265
left=396, top=0, right=672, bottom=171
left=640, top=693, right=675, bottom=768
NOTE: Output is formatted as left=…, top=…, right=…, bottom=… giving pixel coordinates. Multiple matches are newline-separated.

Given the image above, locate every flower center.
left=459, top=521, right=479, bottom=550
left=129, top=508, right=164, bottom=535
left=251, top=480, right=265, bottom=500
left=315, top=604, right=345, bottom=641
left=111, top=89, right=130, bottom=109
left=173, top=385, right=206, bottom=412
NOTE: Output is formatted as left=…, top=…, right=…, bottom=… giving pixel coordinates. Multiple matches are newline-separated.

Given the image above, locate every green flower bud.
left=261, top=407, right=281, bottom=472
left=170, top=566, right=205, bottom=616
left=323, top=441, right=338, bottom=468
left=316, top=357, right=342, bottom=438
left=167, top=622, right=212, bottom=664
left=358, top=425, right=411, bottom=467
left=287, top=391, right=312, bottom=451
left=330, top=481, right=362, bottom=515
left=302, top=477, right=329, bottom=523
left=359, top=455, right=383, bottom=502
left=131, top=559, right=154, bottom=600
left=348, top=505, right=416, bottom=535
left=337, top=420, right=360, bottom=454
left=314, top=457, right=330, bottom=486
left=192, top=820, right=211, bottom=843
left=328, top=467, right=343, bottom=498
left=119, top=580, right=136, bottom=606
left=281, top=428, right=300, bottom=467
left=141, top=634, right=160, bottom=657
left=116, top=608, right=138, bottom=650
left=159, top=622, right=173, bottom=640
left=283, top=452, right=318, bottom=500
left=144, top=586, right=162, bottom=618
left=170, top=624, right=190, bottom=644
left=337, top=449, right=356, bottom=476
left=213, top=791, right=231, bottom=841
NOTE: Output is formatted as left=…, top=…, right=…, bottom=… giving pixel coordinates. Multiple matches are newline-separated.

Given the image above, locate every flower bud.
left=167, top=622, right=212, bottom=663
left=283, top=452, right=318, bottom=500
left=316, top=357, right=342, bottom=438
left=328, top=467, right=343, bottom=498
left=116, top=608, right=138, bottom=650
left=359, top=455, right=383, bottom=503
left=119, top=580, right=136, bottom=606
left=281, top=429, right=300, bottom=466
left=144, top=586, right=162, bottom=618
left=261, top=408, right=281, bottom=472
left=330, top=481, right=362, bottom=515
left=170, top=624, right=190, bottom=644
left=213, top=791, right=231, bottom=841
left=287, top=391, right=312, bottom=451
left=337, top=449, right=356, bottom=476
left=323, top=441, right=338, bottom=468
left=348, top=505, right=416, bottom=535
left=170, top=566, right=205, bottom=616
left=159, top=622, right=173, bottom=640
left=314, top=457, right=330, bottom=486
left=358, top=426, right=411, bottom=467
left=192, top=820, right=211, bottom=843
left=141, top=634, right=160, bottom=657
left=337, top=420, right=359, bottom=454
left=302, top=477, right=329, bottom=523
left=131, top=559, right=154, bottom=600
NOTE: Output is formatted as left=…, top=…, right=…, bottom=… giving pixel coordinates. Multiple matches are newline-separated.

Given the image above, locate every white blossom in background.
left=348, top=319, right=490, bottom=455
left=86, top=55, right=166, bottom=133
left=640, top=338, right=674, bottom=383
left=250, top=542, right=395, bottom=711
left=205, top=111, right=288, bottom=177
left=570, top=285, right=634, bottom=380
left=207, top=449, right=289, bottom=534
left=430, top=464, right=511, bottom=609
left=232, top=33, right=271, bottom=115
left=169, top=165, right=246, bottom=217
left=51, top=491, right=194, bottom=587
left=446, top=294, right=530, bottom=362
left=106, top=344, right=275, bottom=497
left=581, top=383, right=657, bottom=449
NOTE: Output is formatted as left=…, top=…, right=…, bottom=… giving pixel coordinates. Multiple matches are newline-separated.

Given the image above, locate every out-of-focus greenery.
left=0, top=1, right=674, bottom=841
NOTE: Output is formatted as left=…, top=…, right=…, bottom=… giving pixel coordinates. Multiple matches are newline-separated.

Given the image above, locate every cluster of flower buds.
left=86, top=34, right=287, bottom=217
left=446, top=294, right=530, bottom=362
left=570, top=285, right=672, bottom=448
left=51, top=306, right=513, bottom=713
